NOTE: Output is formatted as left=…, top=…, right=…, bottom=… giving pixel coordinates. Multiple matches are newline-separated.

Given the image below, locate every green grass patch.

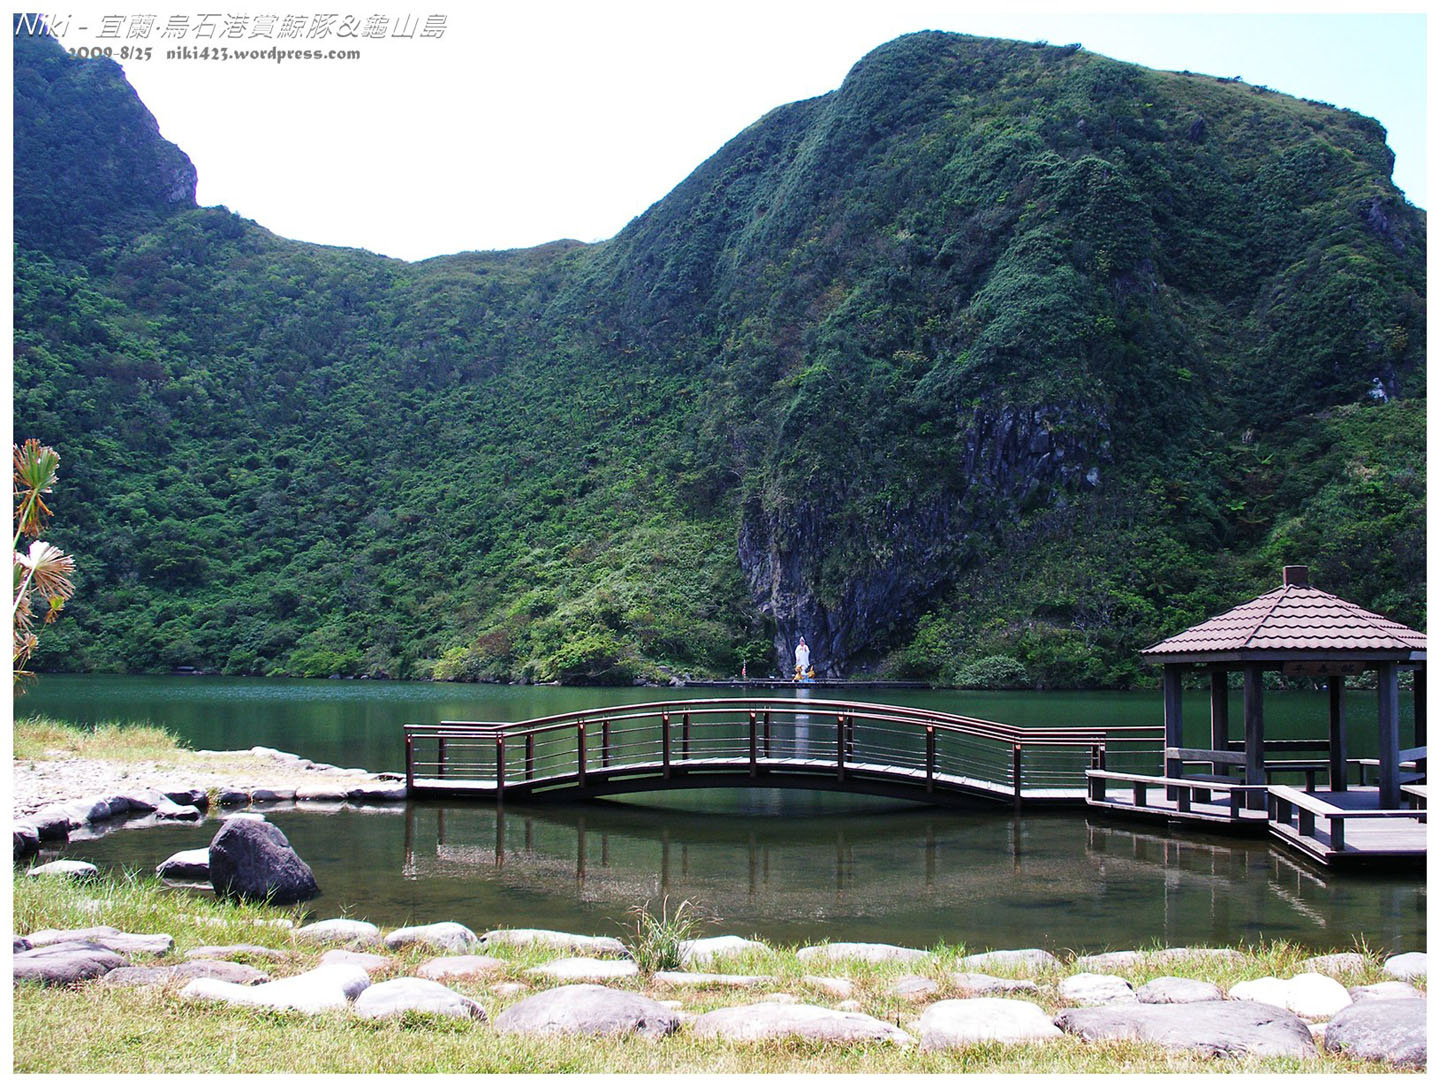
left=13, top=714, right=190, bottom=763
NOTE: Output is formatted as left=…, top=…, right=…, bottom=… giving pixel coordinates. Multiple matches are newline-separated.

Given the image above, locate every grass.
left=13, top=715, right=192, bottom=763
left=12, top=871, right=1421, bottom=1075
left=623, top=895, right=711, bottom=974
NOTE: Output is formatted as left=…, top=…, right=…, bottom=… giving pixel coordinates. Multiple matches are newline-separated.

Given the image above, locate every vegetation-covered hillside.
left=13, top=24, right=1425, bottom=686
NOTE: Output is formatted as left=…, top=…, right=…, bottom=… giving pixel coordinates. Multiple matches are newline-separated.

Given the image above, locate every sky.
left=37, top=3, right=1433, bottom=262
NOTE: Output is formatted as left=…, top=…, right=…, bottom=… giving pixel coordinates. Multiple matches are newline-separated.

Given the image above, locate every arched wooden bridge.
left=404, top=698, right=1163, bottom=808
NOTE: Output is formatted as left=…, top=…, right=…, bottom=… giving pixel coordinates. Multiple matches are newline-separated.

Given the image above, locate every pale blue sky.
left=47, top=5, right=1429, bottom=260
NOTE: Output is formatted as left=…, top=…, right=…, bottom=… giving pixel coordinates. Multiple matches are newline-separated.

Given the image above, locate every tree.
left=13, top=440, right=76, bottom=692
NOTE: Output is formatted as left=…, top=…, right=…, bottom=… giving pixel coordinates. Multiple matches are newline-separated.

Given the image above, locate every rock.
left=29, top=806, right=72, bottom=840
left=102, top=960, right=270, bottom=987
left=224, top=812, right=266, bottom=823
left=295, top=919, right=381, bottom=947
left=165, top=788, right=209, bottom=809
left=796, top=942, right=931, bottom=965
left=1382, top=952, right=1427, bottom=980
left=208, top=817, right=319, bottom=904
left=1298, top=952, right=1367, bottom=976
left=919, top=997, right=1063, bottom=1048
left=1322, top=998, right=1427, bottom=1068
left=417, top=955, right=507, bottom=981
left=693, top=1002, right=914, bottom=1045
left=217, top=789, right=251, bottom=807
left=154, top=798, right=204, bottom=821
left=354, top=977, right=486, bottom=1021
left=651, top=971, right=772, bottom=988
left=1058, top=973, right=1137, bottom=1006
left=951, top=972, right=1039, bottom=995
left=23, top=925, right=172, bottom=956
left=802, top=975, right=854, bottom=999
left=13, top=822, right=40, bottom=860
left=491, top=981, right=527, bottom=998
left=12, top=941, right=129, bottom=985
left=156, top=848, right=211, bottom=880
left=385, top=922, right=479, bottom=954
left=1157, top=947, right=1245, bottom=966
left=1072, top=950, right=1146, bottom=970
left=1056, top=1000, right=1317, bottom=1058
left=115, top=789, right=162, bottom=812
left=954, top=948, right=1059, bottom=973
left=760, top=993, right=799, bottom=1003
left=295, top=784, right=350, bottom=801
left=1228, top=973, right=1351, bottom=1019
left=1348, top=981, right=1425, bottom=1003
left=481, top=928, right=627, bottom=957
left=25, top=859, right=98, bottom=880
left=891, top=975, right=941, bottom=1002
left=62, top=796, right=112, bottom=825
left=319, top=949, right=390, bottom=974
left=837, top=999, right=863, bottom=1012
left=14, top=936, right=32, bottom=952
left=185, top=944, right=290, bottom=962
left=679, top=935, right=767, bottom=966
left=182, top=962, right=371, bottom=1013
left=525, top=957, right=639, bottom=983
left=250, top=788, right=297, bottom=804
left=347, top=784, right=407, bottom=804
left=493, top=984, right=679, bottom=1038
left=1136, top=976, right=1225, bottom=1004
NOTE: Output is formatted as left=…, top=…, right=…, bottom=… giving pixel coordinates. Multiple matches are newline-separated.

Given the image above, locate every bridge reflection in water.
left=398, top=797, right=1423, bottom=951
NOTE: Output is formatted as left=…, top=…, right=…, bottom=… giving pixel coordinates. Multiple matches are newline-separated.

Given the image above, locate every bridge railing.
left=404, top=698, right=1162, bottom=802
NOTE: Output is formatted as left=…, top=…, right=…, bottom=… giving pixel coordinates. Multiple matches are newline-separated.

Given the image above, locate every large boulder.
left=208, top=818, right=318, bottom=904
left=1321, top=998, right=1427, bottom=1068
left=353, top=977, right=486, bottom=1021
left=13, top=941, right=129, bottom=985
left=493, top=984, right=679, bottom=1038
left=919, top=997, right=1063, bottom=1048
left=1056, top=1000, right=1317, bottom=1058
left=1382, top=952, right=1427, bottom=981
left=1228, top=973, right=1351, bottom=1019
left=693, top=1002, right=914, bottom=1045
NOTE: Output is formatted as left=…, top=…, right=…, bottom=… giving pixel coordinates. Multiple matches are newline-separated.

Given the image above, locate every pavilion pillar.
left=1210, top=668, right=1230, bottom=766
left=1414, top=667, right=1426, bottom=748
left=1377, top=662, right=1401, bottom=809
left=1163, top=664, right=1184, bottom=788
left=1327, top=675, right=1347, bottom=792
left=1243, top=664, right=1265, bottom=810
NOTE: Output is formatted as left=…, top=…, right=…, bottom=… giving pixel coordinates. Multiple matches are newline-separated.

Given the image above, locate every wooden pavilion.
left=1088, top=566, right=1426, bottom=866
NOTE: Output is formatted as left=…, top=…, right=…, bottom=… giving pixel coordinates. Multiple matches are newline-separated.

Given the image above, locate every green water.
left=18, top=675, right=1426, bottom=954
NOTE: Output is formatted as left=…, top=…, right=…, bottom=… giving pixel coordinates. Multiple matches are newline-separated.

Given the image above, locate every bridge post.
left=749, top=712, right=758, bottom=777
left=437, top=737, right=447, bottom=779
left=602, top=719, right=611, bottom=768
left=763, top=711, right=772, bottom=758
left=836, top=714, right=846, bottom=782
left=525, top=734, right=535, bottom=780
left=577, top=722, right=587, bottom=788
left=495, top=737, right=505, bottom=803
left=405, top=731, right=414, bottom=789
left=662, top=712, right=671, bottom=779
left=926, top=726, right=935, bottom=792
left=682, top=712, right=691, bottom=759
left=1012, top=743, right=1023, bottom=808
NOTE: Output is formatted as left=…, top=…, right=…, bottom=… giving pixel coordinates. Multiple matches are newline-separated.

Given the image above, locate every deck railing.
left=403, top=698, right=1163, bottom=805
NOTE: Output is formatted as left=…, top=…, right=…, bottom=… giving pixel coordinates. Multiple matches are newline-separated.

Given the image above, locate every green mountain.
left=13, top=24, right=1425, bottom=687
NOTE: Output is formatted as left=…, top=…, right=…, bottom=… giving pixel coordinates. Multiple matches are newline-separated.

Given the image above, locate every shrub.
left=953, top=654, right=1029, bottom=689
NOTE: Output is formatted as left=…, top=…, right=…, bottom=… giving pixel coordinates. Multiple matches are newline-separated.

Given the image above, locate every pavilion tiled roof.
left=1142, top=578, right=1426, bottom=658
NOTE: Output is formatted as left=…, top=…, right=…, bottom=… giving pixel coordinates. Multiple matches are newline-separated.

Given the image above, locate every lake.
left=19, top=675, right=1427, bottom=954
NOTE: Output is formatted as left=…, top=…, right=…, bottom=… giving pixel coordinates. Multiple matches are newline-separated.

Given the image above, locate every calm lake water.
left=20, top=675, right=1427, bottom=954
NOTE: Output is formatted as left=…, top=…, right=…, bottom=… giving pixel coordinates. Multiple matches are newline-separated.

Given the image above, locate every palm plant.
left=13, top=439, right=76, bottom=692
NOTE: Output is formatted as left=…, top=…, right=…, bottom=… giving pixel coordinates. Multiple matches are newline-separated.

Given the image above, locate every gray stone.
left=347, top=784, right=408, bottom=803
left=1322, top=998, right=1426, bottom=1068
left=891, top=975, right=941, bottom=1002
left=100, top=794, right=131, bottom=816
left=117, top=789, right=164, bottom=812
left=481, top=928, right=627, bottom=957
left=1382, top=952, right=1427, bottom=981
left=652, top=970, right=772, bottom=989
left=693, top=1002, right=914, bottom=1045
left=416, top=955, right=507, bottom=981
left=1072, top=950, right=1146, bottom=971
left=217, top=789, right=251, bottom=807
left=208, top=817, right=318, bottom=904
left=165, top=788, right=209, bottom=809
left=679, top=935, right=767, bottom=966
left=185, top=944, right=290, bottom=962
left=1348, top=981, right=1425, bottom=1003
left=802, top=975, right=855, bottom=999
left=1229, top=973, right=1351, bottom=1019
left=1058, top=972, right=1137, bottom=1006
left=954, top=948, right=1059, bottom=973
left=23, top=925, right=173, bottom=956
left=62, top=796, right=112, bottom=825
left=353, top=977, right=486, bottom=1021
left=796, top=941, right=931, bottom=965
left=919, top=997, right=1063, bottom=1048
left=1056, top=1000, right=1317, bottom=1058
left=14, top=935, right=32, bottom=952
left=1298, top=952, right=1367, bottom=976
left=319, top=949, right=390, bottom=974
left=13, top=941, right=129, bottom=985
left=296, top=784, right=350, bottom=801
left=1157, top=947, right=1245, bottom=966
left=250, top=788, right=296, bottom=804
left=29, top=806, right=72, bottom=839
left=385, top=922, right=479, bottom=954
left=1136, top=976, right=1225, bottom=1004
left=13, top=822, right=39, bottom=860
left=25, top=859, right=98, bottom=880
left=182, top=962, right=371, bottom=1013
left=525, top=957, right=639, bottom=982
left=102, top=960, right=271, bottom=987
left=295, top=918, right=381, bottom=946
left=157, top=848, right=211, bottom=880
left=951, top=972, right=1038, bottom=996
left=154, top=798, right=203, bottom=821
left=493, top=984, right=679, bottom=1038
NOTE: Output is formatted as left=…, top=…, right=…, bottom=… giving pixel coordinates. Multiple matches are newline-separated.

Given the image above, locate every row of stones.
left=12, top=913, right=1427, bottom=1067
